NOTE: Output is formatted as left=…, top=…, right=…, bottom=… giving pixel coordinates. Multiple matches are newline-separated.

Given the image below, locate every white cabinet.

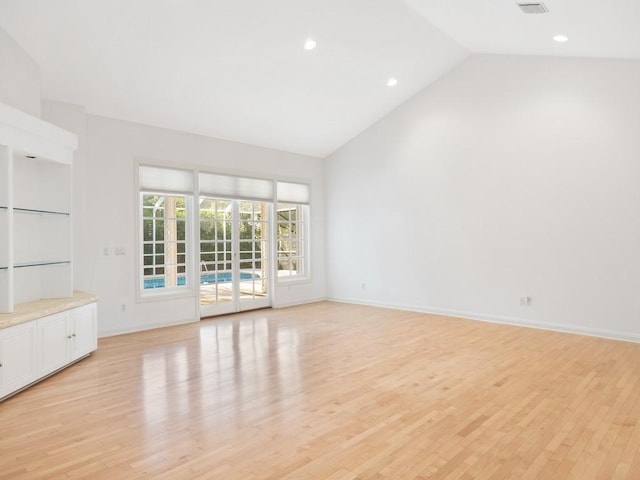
left=38, top=311, right=71, bottom=377
left=0, top=102, right=77, bottom=313
left=0, top=321, right=37, bottom=399
left=0, top=297, right=97, bottom=401
left=70, top=303, right=97, bottom=359
left=38, top=303, right=97, bottom=377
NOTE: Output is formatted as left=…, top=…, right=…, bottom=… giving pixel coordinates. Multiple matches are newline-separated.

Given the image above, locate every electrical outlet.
left=120, top=304, right=126, bottom=312
left=361, top=283, right=366, bottom=289
left=520, top=296, right=532, bottom=306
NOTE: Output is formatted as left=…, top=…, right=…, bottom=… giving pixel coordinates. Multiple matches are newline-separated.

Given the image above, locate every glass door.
left=199, top=198, right=270, bottom=318
left=237, top=200, right=270, bottom=311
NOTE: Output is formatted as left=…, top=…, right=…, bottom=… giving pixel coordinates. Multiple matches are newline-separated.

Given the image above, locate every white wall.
left=41, top=104, right=325, bottom=336
left=326, top=54, right=640, bottom=342
left=0, top=26, right=40, bottom=117
left=41, top=100, right=90, bottom=294
left=81, top=115, right=325, bottom=336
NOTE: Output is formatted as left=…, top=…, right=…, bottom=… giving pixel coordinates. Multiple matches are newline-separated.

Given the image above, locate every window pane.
left=276, top=204, right=307, bottom=280
left=141, top=192, right=190, bottom=292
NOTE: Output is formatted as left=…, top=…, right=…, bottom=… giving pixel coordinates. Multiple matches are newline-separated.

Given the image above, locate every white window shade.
left=199, top=173, right=273, bottom=201
left=139, top=165, right=194, bottom=193
left=277, top=181, right=310, bottom=204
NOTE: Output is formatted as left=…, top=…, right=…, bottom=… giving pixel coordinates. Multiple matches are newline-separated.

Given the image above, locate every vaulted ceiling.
left=1, top=0, right=638, bottom=157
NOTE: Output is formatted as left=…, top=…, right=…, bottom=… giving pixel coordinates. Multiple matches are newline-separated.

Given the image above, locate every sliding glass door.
left=199, top=198, right=270, bottom=317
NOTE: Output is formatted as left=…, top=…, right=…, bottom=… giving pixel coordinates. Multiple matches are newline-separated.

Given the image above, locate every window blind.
left=139, top=165, right=194, bottom=193
left=276, top=181, right=310, bottom=204
left=199, top=172, right=273, bottom=201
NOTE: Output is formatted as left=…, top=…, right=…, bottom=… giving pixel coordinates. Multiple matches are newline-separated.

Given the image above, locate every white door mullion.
left=231, top=200, right=240, bottom=312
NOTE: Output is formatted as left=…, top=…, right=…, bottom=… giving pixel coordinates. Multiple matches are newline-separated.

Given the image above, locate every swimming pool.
left=144, top=272, right=257, bottom=289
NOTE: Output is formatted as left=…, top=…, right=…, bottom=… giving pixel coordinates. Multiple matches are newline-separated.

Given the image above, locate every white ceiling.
left=406, top=0, right=640, bottom=59
left=0, top=0, right=638, bottom=158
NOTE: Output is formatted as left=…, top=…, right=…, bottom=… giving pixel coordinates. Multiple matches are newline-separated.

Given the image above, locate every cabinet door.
left=0, top=322, right=38, bottom=399
left=70, top=303, right=97, bottom=360
left=38, top=311, right=71, bottom=377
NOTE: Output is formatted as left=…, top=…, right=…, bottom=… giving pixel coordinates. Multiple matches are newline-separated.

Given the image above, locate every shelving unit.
left=0, top=102, right=77, bottom=313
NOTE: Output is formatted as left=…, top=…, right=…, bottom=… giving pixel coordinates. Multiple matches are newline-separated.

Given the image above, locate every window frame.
left=275, top=202, right=310, bottom=284
left=136, top=163, right=313, bottom=302
left=138, top=191, right=195, bottom=299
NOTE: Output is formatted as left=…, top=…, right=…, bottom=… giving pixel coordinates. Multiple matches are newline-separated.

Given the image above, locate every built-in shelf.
left=14, top=261, right=71, bottom=269
left=14, top=207, right=69, bottom=216
left=1, top=101, right=77, bottom=313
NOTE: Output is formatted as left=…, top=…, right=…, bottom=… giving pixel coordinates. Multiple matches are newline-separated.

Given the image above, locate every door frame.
left=197, top=197, right=272, bottom=318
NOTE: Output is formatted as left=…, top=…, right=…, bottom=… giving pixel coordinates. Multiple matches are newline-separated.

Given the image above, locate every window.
left=141, top=193, right=189, bottom=292
left=137, top=166, right=312, bottom=301
left=276, top=203, right=307, bottom=279
left=275, top=181, right=310, bottom=282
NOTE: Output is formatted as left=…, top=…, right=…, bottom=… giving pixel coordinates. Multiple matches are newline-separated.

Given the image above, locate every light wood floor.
left=2, top=302, right=640, bottom=479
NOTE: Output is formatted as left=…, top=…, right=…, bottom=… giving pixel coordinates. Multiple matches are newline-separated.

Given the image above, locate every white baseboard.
left=327, top=296, right=640, bottom=344
left=274, top=296, right=326, bottom=309
left=98, top=296, right=327, bottom=337
left=98, top=316, right=198, bottom=338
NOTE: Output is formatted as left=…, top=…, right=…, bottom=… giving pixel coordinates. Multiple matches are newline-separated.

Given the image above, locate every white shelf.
left=13, top=262, right=72, bottom=305
left=0, top=101, right=77, bottom=313
left=14, top=261, right=71, bottom=268
left=13, top=212, right=70, bottom=267
left=13, top=207, right=69, bottom=216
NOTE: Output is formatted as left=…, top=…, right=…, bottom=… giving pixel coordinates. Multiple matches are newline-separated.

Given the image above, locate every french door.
left=199, top=198, right=270, bottom=317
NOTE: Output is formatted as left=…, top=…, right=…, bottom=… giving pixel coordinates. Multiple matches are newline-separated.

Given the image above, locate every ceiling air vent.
left=517, top=2, right=549, bottom=14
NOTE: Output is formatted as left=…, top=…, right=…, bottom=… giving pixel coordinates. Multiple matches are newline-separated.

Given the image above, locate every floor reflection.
left=140, top=311, right=303, bottom=438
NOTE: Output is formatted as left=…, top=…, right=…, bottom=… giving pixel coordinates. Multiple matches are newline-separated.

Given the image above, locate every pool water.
left=144, top=272, right=256, bottom=289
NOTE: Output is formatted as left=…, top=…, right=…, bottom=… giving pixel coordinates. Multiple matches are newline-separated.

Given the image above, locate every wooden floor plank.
left=1, top=301, right=640, bottom=479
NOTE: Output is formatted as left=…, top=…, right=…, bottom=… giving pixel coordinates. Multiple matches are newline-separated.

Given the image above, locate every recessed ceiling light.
left=304, top=39, right=317, bottom=51
left=553, top=35, right=569, bottom=42
left=386, top=77, right=398, bottom=87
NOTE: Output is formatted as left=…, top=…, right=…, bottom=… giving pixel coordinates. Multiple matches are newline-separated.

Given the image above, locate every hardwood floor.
left=2, top=301, right=640, bottom=479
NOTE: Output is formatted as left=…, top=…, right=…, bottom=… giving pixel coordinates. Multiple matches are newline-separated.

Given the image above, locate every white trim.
left=0, top=102, right=77, bottom=164
left=134, top=159, right=312, bottom=318
left=275, top=203, right=309, bottom=283
left=274, top=296, right=326, bottom=309
left=98, top=315, right=198, bottom=338
left=327, top=296, right=640, bottom=344
left=137, top=192, right=194, bottom=301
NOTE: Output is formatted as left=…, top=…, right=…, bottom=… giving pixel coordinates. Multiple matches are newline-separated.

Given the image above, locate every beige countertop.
left=0, top=291, right=98, bottom=330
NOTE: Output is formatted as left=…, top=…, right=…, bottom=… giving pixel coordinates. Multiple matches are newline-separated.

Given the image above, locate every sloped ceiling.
left=406, top=0, right=640, bottom=59
left=0, top=1, right=638, bottom=158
